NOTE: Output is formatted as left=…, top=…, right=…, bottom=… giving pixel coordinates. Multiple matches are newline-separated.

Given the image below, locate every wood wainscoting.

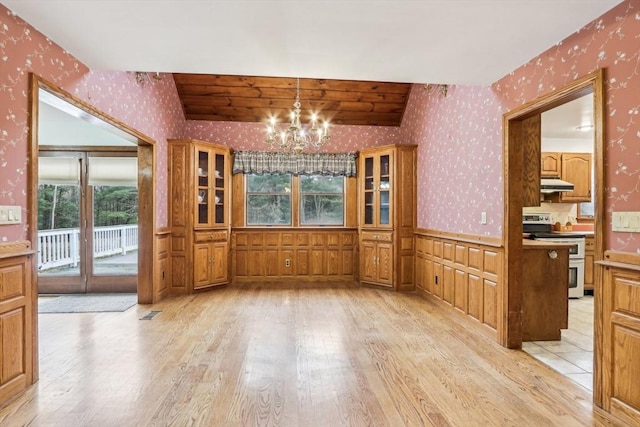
left=153, top=228, right=171, bottom=303
left=598, top=251, right=640, bottom=426
left=0, top=241, right=35, bottom=405
left=415, top=229, right=504, bottom=341
left=232, top=228, right=358, bottom=282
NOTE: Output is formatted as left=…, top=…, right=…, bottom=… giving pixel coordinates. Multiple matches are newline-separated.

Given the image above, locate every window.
left=245, top=174, right=345, bottom=226
left=300, top=176, right=344, bottom=225
left=246, top=174, right=292, bottom=225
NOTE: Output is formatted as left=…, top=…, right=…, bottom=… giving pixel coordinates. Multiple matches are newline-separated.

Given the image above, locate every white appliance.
left=523, top=213, right=586, bottom=298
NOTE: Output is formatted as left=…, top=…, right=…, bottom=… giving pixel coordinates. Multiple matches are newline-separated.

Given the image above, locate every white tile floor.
left=522, top=295, right=594, bottom=391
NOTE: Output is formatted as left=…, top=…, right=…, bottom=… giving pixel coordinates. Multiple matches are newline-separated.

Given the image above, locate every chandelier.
left=266, top=78, right=330, bottom=152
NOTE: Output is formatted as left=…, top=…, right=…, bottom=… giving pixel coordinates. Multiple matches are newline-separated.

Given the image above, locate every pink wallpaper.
left=184, top=120, right=402, bottom=153
left=401, top=0, right=639, bottom=252
left=400, top=85, right=504, bottom=236
left=0, top=5, right=186, bottom=242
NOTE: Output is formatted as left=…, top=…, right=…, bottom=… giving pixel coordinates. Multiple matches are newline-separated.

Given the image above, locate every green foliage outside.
left=38, top=184, right=138, bottom=230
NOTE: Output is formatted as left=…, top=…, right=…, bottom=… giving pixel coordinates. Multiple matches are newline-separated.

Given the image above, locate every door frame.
left=502, top=69, right=605, bottom=404
left=27, top=74, right=157, bottom=380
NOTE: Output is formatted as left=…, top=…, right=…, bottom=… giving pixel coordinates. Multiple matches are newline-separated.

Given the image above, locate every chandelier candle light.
left=266, top=78, right=330, bottom=152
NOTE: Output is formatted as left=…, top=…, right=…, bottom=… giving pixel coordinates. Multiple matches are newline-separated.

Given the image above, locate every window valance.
left=233, top=151, right=357, bottom=177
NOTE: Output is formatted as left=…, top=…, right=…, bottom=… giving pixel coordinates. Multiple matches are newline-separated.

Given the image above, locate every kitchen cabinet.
left=359, top=144, right=417, bottom=291
left=560, top=153, right=592, bottom=202
left=169, top=139, right=232, bottom=293
left=541, top=152, right=561, bottom=177
left=540, top=152, right=592, bottom=203
left=584, top=235, right=595, bottom=292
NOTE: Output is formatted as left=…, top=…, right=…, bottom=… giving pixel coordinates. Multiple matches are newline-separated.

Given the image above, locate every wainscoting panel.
left=415, top=230, right=503, bottom=341
left=232, top=228, right=358, bottom=282
left=599, top=251, right=640, bottom=426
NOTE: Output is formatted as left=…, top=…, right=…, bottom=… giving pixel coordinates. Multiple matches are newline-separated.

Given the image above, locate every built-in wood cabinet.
left=599, top=252, right=640, bottom=426
left=169, top=139, right=232, bottom=293
left=0, top=242, right=34, bottom=406
left=584, top=235, right=595, bottom=292
left=359, top=144, right=417, bottom=291
left=360, top=231, right=393, bottom=286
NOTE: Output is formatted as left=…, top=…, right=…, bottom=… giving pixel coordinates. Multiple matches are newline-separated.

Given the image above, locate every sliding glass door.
left=37, top=151, right=138, bottom=294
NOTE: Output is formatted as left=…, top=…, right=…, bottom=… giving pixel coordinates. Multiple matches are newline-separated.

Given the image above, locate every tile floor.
left=522, top=295, right=594, bottom=391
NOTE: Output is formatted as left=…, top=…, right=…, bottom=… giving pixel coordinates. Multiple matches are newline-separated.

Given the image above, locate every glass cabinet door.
left=214, top=153, right=225, bottom=224
left=196, top=147, right=227, bottom=227
left=363, top=156, right=374, bottom=225
left=378, top=154, right=390, bottom=226
left=197, top=149, right=210, bottom=225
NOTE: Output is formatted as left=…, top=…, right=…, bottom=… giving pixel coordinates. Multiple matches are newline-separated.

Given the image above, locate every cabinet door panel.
left=377, top=243, right=393, bottom=285
left=561, top=154, right=592, bottom=202
left=193, top=244, right=211, bottom=287
left=361, top=242, right=376, bottom=282
left=211, top=243, right=227, bottom=283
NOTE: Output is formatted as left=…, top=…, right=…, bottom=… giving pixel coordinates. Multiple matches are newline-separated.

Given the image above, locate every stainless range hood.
left=540, top=178, right=574, bottom=193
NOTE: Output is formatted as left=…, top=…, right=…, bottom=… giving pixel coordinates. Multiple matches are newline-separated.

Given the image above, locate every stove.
left=523, top=213, right=585, bottom=298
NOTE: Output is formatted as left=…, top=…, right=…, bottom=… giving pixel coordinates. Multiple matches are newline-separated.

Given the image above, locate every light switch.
left=612, top=212, right=640, bottom=233
left=0, top=206, right=21, bottom=225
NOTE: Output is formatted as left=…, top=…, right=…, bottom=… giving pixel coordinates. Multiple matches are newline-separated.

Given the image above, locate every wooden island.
left=522, top=240, right=572, bottom=341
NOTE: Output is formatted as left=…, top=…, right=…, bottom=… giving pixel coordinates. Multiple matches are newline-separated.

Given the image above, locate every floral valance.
left=233, top=151, right=357, bottom=177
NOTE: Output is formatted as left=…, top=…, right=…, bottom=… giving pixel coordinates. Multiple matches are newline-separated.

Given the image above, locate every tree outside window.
left=246, top=174, right=292, bottom=225
left=300, top=176, right=344, bottom=225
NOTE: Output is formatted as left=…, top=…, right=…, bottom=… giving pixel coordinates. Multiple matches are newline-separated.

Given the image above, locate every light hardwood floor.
left=0, top=283, right=616, bottom=426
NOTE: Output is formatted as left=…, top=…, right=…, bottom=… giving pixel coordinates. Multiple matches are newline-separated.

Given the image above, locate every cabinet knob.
left=548, top=250, right=558, bottom=259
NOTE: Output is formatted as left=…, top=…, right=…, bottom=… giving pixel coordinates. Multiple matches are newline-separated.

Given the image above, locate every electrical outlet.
left=285, top=259, right=291, bottom=267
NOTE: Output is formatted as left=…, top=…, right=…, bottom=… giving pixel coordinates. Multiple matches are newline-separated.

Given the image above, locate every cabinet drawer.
left=194, top=230, right=228, bottom=243
left=361, top=231, right=392, bottom=242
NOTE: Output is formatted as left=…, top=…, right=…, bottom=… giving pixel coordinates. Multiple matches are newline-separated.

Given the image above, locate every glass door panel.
left=91, top=185, right=138, bottom=276
left=197, top=149, right=211, bottom=226
left=214, top=153, right=225, bottom=224
left=37, top=156, right=83, bottom=286
left=363, top=157, right=375, bottom=225
left=378, top=154, right=391, bottom=226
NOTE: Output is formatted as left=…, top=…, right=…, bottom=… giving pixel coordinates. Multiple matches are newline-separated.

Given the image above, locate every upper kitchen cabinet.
left=560, top=153, right=592, bottom=202
left=541, top=152, right=561, bottom=177
left=359, top=144, right=417, bottom=291
left=168, top=139, right=232, bottom=293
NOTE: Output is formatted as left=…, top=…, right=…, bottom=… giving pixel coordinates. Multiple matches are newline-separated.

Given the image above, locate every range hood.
left=540, top=178, right=574, bottom=193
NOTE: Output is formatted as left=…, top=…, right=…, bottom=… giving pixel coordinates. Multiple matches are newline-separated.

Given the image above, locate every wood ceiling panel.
left=173, top=74, right=411, bottom=126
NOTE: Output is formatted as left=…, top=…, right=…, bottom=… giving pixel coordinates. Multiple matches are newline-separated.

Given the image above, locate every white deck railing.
left=37, top=225, right=138, bottom=271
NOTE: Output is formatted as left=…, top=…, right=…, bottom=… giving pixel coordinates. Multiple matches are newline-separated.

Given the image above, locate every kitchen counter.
left=523, top=239, right=576, bottom=249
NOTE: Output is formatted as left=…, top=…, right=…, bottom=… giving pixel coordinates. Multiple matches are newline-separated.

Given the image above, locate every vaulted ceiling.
left=173, top=74, right=411, bottom=126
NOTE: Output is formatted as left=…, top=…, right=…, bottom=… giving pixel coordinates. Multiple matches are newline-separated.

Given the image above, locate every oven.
left=523, top=213, right=586, bottom=299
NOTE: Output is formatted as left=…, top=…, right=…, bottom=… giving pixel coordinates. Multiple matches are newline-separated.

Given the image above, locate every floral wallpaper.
left=184, top=120, right=402, bottom=153
left=0, top=4, right=186, bottom=242
left=401, top=0, right=639, bottom=252
left=401, top=85, right=504, bottom=236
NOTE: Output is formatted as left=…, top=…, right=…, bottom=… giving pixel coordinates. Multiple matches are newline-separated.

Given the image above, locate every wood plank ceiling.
left=173, top=74, right=412, bottom=127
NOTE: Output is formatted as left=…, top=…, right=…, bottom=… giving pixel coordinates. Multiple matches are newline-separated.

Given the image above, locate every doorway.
left=503, top=69, right=605, bottom=404
left=37, top=151, right=139, bottom=294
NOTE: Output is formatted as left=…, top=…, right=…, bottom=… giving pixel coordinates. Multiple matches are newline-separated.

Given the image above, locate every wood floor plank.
left=0, top=282, right=616, bottom=426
